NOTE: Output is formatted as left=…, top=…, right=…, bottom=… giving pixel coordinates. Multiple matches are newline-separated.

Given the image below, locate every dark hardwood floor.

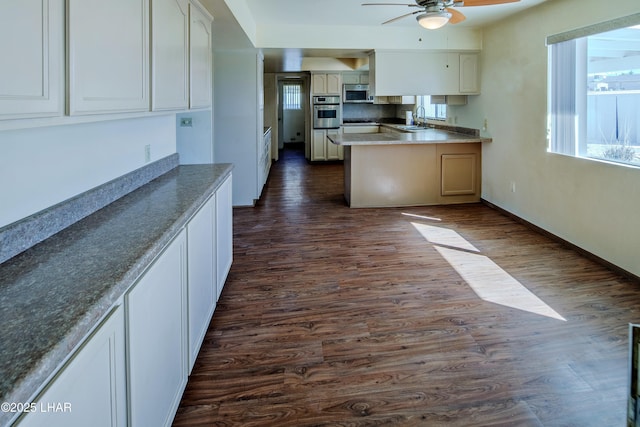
left=174, top=143, right=639, bottom=426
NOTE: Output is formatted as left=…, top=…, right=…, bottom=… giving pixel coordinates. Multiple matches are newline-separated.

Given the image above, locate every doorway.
left=278, top=78, right=307, bottom=150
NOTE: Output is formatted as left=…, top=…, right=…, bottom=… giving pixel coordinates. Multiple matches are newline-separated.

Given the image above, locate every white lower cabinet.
left=186, top=195, right=216, bottom=372
left=127, top=230, right=187, bottom=427
left=17, top=173, right=233, bottom=427
left=17, top=305, right=126, bottom=427
left=216, top=175, right=233, bottom=300
left=312, top=129, right=343, bottom=161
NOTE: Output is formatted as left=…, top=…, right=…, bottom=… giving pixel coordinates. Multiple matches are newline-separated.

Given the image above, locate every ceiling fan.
left=362, top=0, right=520, bottom=30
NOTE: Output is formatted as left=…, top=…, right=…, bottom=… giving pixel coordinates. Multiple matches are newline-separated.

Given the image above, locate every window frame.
left=547, top=13, right=640, bottom=168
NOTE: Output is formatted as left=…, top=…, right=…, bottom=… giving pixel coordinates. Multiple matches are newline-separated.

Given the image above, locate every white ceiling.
left=244, top=0, right=547, bottom=29
left=205, top=0, right=551, bottom=72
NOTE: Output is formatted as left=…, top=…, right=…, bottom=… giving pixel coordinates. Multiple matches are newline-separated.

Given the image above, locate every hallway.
left=174, top=145, right=639, bottom=426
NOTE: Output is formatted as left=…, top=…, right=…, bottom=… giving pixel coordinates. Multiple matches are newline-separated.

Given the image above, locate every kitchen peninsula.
left=329, top=125, right=491, bottom=208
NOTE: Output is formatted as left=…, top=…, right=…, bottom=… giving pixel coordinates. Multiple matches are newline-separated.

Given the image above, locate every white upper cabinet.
left=151, top=0, right=190, bottom=111
left=0, top=0, right=64, bottom=120
left=369, top=51, right=479, bottom=96
left=67, top=0, right=150, bottom=115
left=459, top=53, right=480, bottom=94
left=189, top=1, right=213, bottom=109
left=312, top=73, right=341, bottom=95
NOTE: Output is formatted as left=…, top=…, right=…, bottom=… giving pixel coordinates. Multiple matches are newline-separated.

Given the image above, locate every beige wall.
left=456, top=0, right=640, bottom=276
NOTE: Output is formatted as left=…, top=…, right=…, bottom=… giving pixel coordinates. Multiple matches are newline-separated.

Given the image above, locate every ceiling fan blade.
left=446, top=7, right=466, bottom=24
left=458, top=0, right=519, bottom=6
left=362, top=3, right=421, bottom=7
left=382, top=10, right=421, bottom=25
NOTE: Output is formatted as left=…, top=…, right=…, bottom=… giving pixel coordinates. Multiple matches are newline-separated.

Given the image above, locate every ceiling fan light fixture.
left=416, top=11, right=452, bottom=29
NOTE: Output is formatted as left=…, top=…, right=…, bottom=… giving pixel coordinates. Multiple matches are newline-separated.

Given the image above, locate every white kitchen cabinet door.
left=67, top=0, right=150, bottom=115
left=312, top=129, right=327, bottom=161
left=459, top=53, right=480, bottom=94
left=127, top=230, right=187, bottom=427
left=186, top=196, right=216, bottom=372
left=312, top=74, right=327, bottom=95
left=326, top=128, right=343, bottom=161
left=311, top=73, right=341, bottom=95
left=189, top=1, right=213, bottom=109
left=17, top=305, right=126, bottom=427
left=216, top=175, right=233, bottom=300
left=0, top=0, right=64, bottom=120
left=326, top=73, right=341, bottom=95
left=151, top=0, right=189, bottom=111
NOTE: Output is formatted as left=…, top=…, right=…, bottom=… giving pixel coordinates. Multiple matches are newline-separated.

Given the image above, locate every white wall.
left=455, top=0, right=640, bottom=276
left=176, top=110, right=214, bottom=164
left=213, top=49, right=263, bottom=206
left=0, top=115, right=176, bottom=228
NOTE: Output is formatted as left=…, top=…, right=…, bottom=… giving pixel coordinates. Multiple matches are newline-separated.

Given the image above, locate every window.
left=416, top=95, right=447, bottom=121
left=547, top=15, right=640, bottom=167
left=282, top=83, right=302, bottom=110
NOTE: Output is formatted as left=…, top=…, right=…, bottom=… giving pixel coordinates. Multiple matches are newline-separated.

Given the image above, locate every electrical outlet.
left=144, top=144, right=151, bottom=163
left=483, top=119, right=488, bottom=131
left=180, top=117, right=192, bottom=127
left=510, top=181, right=516, bottom=193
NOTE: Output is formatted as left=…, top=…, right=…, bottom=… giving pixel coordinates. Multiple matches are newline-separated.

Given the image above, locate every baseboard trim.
left=481, top=198, right=640, bottom=283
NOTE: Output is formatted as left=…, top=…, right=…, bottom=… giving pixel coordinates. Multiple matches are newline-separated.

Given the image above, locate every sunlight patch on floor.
left=401, top=212, right=442, bottom=222
left=411, top=222, right=480, bottom=253
left=410, top=222, right=566, bottom=321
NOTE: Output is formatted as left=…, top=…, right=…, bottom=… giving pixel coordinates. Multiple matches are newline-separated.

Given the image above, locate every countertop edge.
left=0, top=163, right=233, bottom=425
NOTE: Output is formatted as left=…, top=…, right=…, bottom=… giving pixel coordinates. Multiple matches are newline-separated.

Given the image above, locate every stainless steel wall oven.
left=313, top=96, right=341, bottom=129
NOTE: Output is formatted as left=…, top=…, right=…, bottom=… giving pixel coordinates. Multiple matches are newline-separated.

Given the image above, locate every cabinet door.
left=459, top=54, right=479, bottom=94
left=151, top=0, right=189, bottom=111
left=127, top=231, right=187, bottom=427
left=17, top=306, right=126, bottom=427
left=441, top=154, right=477, bottom=196
left=68, top=0, right=150, bottom=114
left=342, top=73, right=360, bottom=85
left=312, top=74, right=327, bottom=94
left=0, top=0, right=64, bottom=120
left=186, top=196, right=216, bottom=372
left=216, top=175, right=233, bottom=300
left=311, top=129, right=327, bottom=161
left=189, top=1, right=213, bottom=109
left=326, top=73, right=341, bottom=95
left=326, top=128, right=343, bottom=161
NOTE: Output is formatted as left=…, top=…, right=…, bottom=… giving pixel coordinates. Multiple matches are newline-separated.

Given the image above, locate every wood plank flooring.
left=173, top=143, right=640, bottom=426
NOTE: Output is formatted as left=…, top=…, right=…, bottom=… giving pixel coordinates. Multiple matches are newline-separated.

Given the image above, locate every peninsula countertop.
left=0, top=163, right=232, bottom=421
left=330, top=125, right=492, bottom=146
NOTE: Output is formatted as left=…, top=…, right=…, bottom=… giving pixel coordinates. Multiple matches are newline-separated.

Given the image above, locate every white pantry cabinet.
left=0, top=0, right=64, bottom=120
left=189, top=1, right=213, bottom=109
left=151, top=0, right=190, bottom=111
left=127, top=230, right=187, bottom=427
left=67, top=0, right=150, bottom=115
left=216, top=175, right=233, bottom=299
left=16, top=305, right=126, bottom=427
left=186, top=195, right=216, bottom=372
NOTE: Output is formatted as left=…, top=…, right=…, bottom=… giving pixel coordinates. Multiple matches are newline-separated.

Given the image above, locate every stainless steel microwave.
left=343, top=84, right=373, bottom=104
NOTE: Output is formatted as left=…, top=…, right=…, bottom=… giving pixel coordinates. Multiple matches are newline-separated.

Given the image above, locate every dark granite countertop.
left=0, top=163, right=232, bottom=423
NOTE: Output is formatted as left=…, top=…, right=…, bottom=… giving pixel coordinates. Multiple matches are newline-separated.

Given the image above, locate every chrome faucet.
left=415, top=105, right=426, bottom=126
